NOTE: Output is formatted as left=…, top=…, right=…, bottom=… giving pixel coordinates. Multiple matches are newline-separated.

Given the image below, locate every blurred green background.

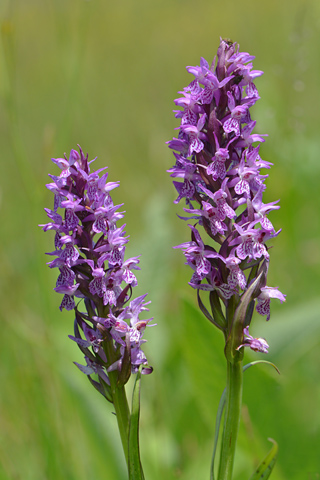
left=1, top=0, right=320, bottom=479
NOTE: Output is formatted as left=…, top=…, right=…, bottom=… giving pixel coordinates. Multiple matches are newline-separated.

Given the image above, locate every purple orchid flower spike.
left=167, top=37, right=285, bottom=352
left=41, top=145, right=155, bottom=390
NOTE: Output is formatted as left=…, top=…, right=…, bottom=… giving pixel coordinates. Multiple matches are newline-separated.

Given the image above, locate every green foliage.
left=0, top=0, right=320, bottom=479
left=249, top=439, right=278, bottom=480
left=129, top=371, right=144, bottom=480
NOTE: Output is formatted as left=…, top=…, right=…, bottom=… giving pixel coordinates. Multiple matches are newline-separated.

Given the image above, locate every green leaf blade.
left=249, top=438, right=278, bottom=480
left=128, top=370, right=145, bottom=480
left=210, top=387, right=227, bottom=480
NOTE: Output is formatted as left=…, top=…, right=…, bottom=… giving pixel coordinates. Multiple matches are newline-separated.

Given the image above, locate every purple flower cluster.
left=41, top=147, right=153, bottom=395
left=167, top=39, right=285, bottom=353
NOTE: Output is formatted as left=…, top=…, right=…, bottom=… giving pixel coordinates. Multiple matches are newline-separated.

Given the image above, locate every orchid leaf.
left=210, top=386, right=226, bottom=480
left=128, top=370, right=145, bottom=480
left=249, top=438, right=278, bottom=480
left=243, top=360, right=280, bottom=375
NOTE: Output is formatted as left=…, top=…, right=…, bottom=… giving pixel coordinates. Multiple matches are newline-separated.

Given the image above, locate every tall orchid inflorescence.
left=167, top=39, right=285, bottom=357
left=41, top=146, right=153, bottom=402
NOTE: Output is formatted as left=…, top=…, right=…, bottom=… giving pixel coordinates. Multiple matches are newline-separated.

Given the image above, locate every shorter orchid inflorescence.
left=167, top=39, right=285, bottom=356
left=41, top=146, right=153, bottom=401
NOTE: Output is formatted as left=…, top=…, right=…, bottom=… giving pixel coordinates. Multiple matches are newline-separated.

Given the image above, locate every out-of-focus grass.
left=0, top=0, right=320, bottom=479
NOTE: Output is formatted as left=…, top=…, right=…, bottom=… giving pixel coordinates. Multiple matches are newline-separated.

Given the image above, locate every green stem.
left=111, top=378, right=130, bottom=467
left=98, top=304, right=131, bottom=469
left=217, top=359, right=243, bottom=480
left=103, top=333, right=131, bottom=469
